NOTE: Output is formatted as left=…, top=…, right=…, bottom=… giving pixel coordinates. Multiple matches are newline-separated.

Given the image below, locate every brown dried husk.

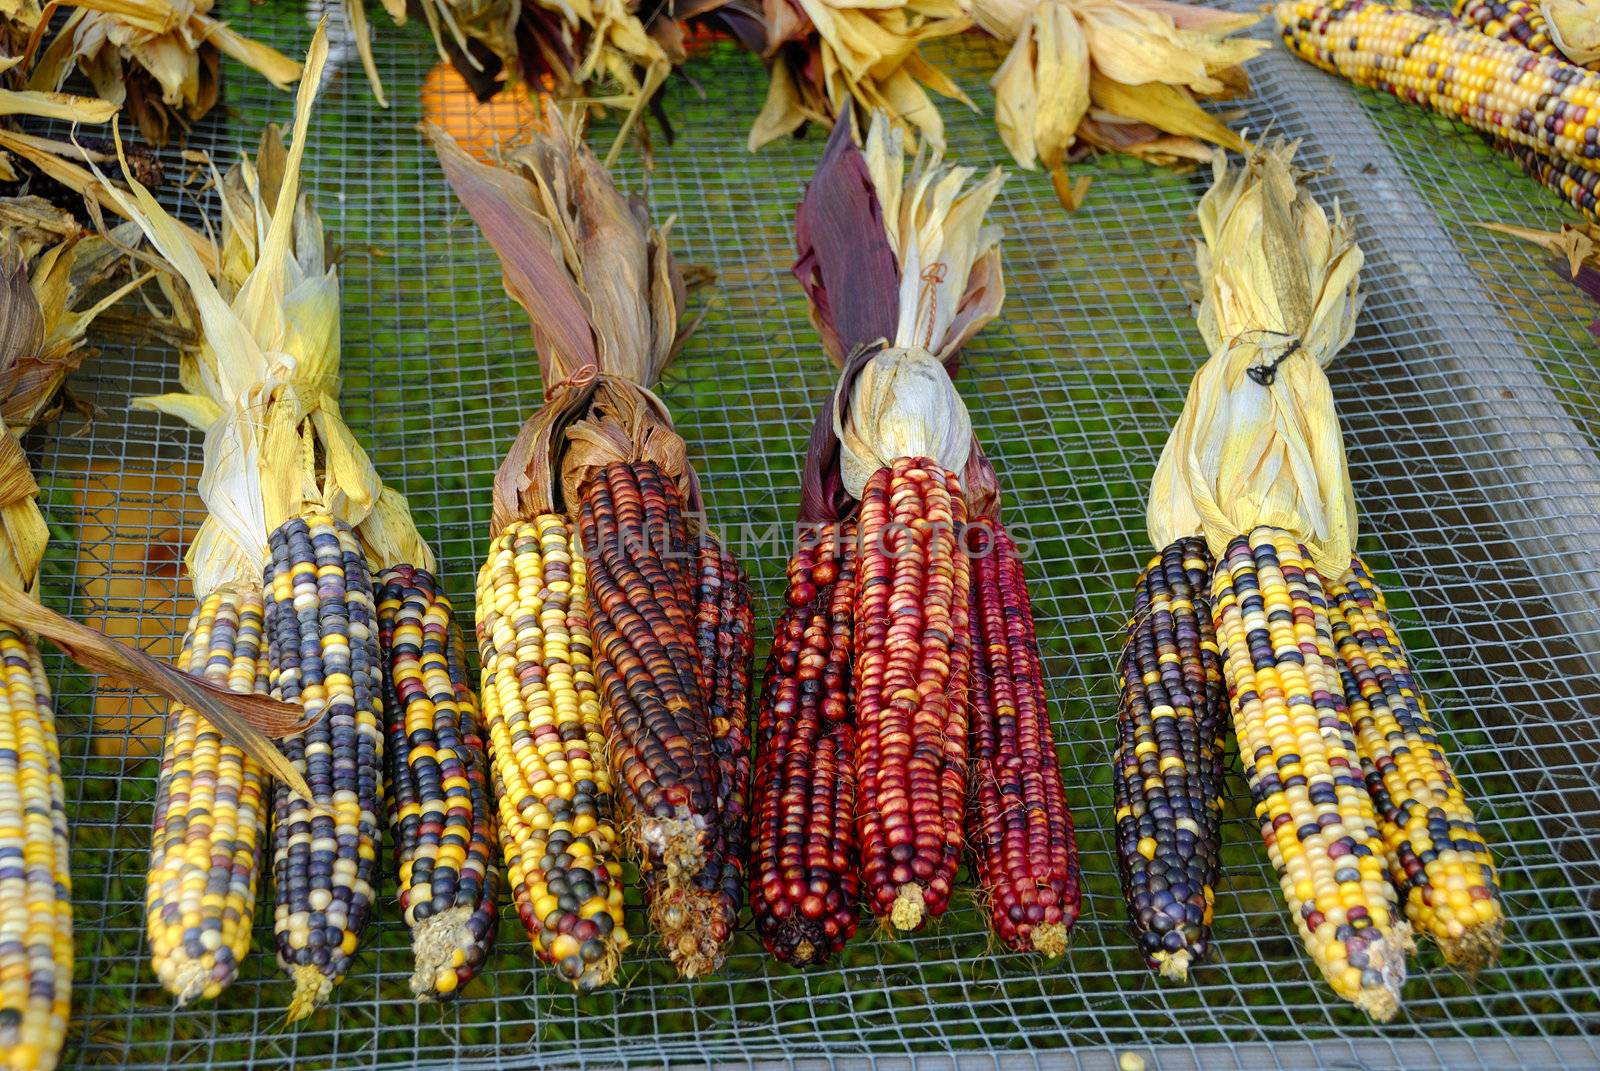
left=1147, top=142, right=1362, bottom=577
left=427, top=103, right=705, bottom=527
left=27, top=0, right=300, bottom=146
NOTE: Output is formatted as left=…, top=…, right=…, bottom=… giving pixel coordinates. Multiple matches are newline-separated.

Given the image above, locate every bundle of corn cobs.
left=1111, top=142, right=1505, bottom=1019
left=747, top=111, right=1079, bottom=965
left=428, top=99, right=755, bottom=983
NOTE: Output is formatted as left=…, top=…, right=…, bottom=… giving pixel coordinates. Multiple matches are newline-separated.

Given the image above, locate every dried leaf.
left=1479, top=221, right=1597, bottom=277
left=0, top=86, right=118, bottom=122
left=1088, top=69, right=1245, bottom=152
left=793, top=114, right=901, bottom=365
left=0, top=579, right=315, bottom=797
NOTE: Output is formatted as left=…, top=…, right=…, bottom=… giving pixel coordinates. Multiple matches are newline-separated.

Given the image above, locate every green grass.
left=23, top=9, right=1600, bottom=1069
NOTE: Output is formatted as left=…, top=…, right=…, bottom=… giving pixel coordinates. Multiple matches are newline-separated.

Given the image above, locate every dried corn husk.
left=976, top=0, right=1263, bottom=206
left=426, top=102, right=703, bottom=519
left=1481, top=218, right=1600, bottom=335
left=97, top=26, right=431, bottom=607
left=790, top=113, right=1002, bottom=495
left=750, top=0, right=973, bottom=152
left=29, top=0, right=300, bottom=146
left=0, top=193, right=313, bottom=783
left=1545, top=0, right=1600, bottom=66
left=1148, top=142, right=1362, bottom=578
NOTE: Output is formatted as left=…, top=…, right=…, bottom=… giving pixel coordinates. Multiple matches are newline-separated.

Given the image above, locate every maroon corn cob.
left=966, top=518, right=1079, bottom=956
left=751, top=521, right=861, bottom=965
left=854, top=456, right=971, bottom=931
left=580, top=458, right=755, bottom=974
left=649, top=534, right=754, bottom=978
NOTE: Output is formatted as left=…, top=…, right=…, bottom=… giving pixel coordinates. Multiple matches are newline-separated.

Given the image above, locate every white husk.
left=1148, top=143, right=1362, bottom=578
left=1545, top=0, right=1600, bottom=66
left=835, top=113, right=1005, bottom=497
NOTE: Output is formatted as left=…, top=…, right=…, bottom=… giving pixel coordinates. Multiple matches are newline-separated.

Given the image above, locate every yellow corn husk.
left=1148, top=143, right=1362, bottom=580
left=976, top=0, right=1264, bottom=205
left=28, top=0, right=299, bottom=146
left=1544, top=0, right=1600, bottom=65
left=751, top=0, right=973, bottom=152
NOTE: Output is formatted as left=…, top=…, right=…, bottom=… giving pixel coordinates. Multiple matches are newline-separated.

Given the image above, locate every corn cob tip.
left=1349, top=922, right=1412, bottom=1023
left=408, top=906, right=476, bottom=1001
left=890, top=883, right=927, bottom=932
left=632, top=814, right=708, bottom=887
left=1155, top=949, right=1191, bottom=983
left=1030, top=922, right=1069, bottom=959
left=1439, top=916, right=1505, bottom=973
left=286, top=965, right=333, bottom=1023
left=168, top=962, right=210, bottom=1008
left=650, top=886, right=729, bottom=979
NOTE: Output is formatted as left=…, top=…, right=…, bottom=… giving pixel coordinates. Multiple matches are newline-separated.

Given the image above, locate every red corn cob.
left=966, top=518, right=1079, bottom=956
left=751, top=521, right=861, bottom=965
left=854, top=456, right=971, bottom=931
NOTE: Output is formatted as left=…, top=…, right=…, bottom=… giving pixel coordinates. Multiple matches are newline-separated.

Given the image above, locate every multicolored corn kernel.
left=146, top=587, right=268, bottom=1005
left=1277, top=0, right=1600, bottom=172
left=967, top=517, right=1079, bottom=957
left=377, top=564, right=500, bottom=1000
left=1454, top=0, right=1557, bottom=54
left=475, top=516, right=629, bottom=991
left=651, top=533, right=753, bottom=978
left=751, top=522, right=860, bottom=966
left=0, top=629, right=69, bottom=1071
left=579, top=461, right=721, bottom=895
left=265, top=512, right=385, bottom=1020
left=1497, top=139, right=1600, bottom=218
left=1213, top=527, right=1411, bottom=1021
left=1329, top=559, right=1504, bottom=970
left=1113, top=537, right=1227, bottom=981
left=853, top=456, right=970, bottom=932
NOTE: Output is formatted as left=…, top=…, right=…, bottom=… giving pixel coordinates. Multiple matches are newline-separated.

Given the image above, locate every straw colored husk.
left=1545, top=0, right=1600, bottom=67
left=750, top=0, right=973, bottom=152
left=1147, top=142, right=1362, bottom=579
left=832, top=112, right=1004, bottom=497
left=0, top=194, right=314, bottom=784
left=28, top=0, right=300, bottom=146
left=426, top=102, right=703, bottom=527
left=976, top=0, right=1263, bottom=205
left=95, top=27, right=432, bottom=599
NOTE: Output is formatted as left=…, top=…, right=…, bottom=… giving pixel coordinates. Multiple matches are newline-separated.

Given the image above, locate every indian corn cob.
left=113, top=30, right=497, bottom=1012
left=1330, top=560, right=1504, bottom=968
left=377, top=565, right=499, bottom=999
left=1148, top=144, right=1416, bottom=1018
left=265, top=513, right=385, bottom=1018
left=1214, top=529, right=1409, bottom=1018
left=145, top=588, right=269, bottom=1004
left=680, top=536, right=754, bottom=974
left=789, top=114, right=1010, bottom=934
left=965, top=507, right=1080, bottom=956
left=430, top=101, right=742, bottom=980
left=0, top=629, right=68, bottom=1071
left=853, top=455, right=972, bottom=930
left=474, top=517, right=628, bottom=989
left=1499, top=138, right=1600, bottom=216
left=750, top=521, right=861, bottom=965
left=1276, top=0, right=1600, bottom=172
left=1112, top=536, right=1227, bottom=980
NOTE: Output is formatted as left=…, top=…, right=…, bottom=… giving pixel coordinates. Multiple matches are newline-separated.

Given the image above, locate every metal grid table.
left=28, top=5, right=1600, bottom=1068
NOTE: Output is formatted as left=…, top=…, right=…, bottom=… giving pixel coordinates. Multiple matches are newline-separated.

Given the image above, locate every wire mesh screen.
left=28, top=4, right=1600, bottom=1068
